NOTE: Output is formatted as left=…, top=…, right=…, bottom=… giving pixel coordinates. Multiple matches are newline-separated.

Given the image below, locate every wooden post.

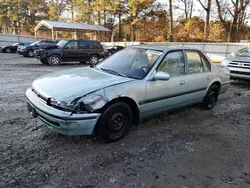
left=52, top=28, right=54, bottom=40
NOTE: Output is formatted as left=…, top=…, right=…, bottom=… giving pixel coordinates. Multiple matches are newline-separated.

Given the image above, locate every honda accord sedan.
left=26, top=46, right=230, bottom=142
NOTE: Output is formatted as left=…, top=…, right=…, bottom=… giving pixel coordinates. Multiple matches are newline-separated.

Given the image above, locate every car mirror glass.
left=153, top=71, right=170, bottom=81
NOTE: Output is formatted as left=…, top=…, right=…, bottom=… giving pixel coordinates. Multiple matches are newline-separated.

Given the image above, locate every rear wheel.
left=89, top=55, right=99, bottom=65
left=5, top=48, right=11, bottom=53
left=48, top=55, right=61, bottom=66
left=202, top=85, right=219, bottom=110
left=97, top=102, right=132, bottom=142
left=27, top=50, right=34, bottom=57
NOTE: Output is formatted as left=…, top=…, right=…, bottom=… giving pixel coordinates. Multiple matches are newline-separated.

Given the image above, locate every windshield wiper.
left=100, top=68, right=127, bottom=77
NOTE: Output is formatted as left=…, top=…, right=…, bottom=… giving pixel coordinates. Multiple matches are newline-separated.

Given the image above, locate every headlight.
left=221, top=59, right=230, bottom=66
left=48, top=98, right=75, bottom=111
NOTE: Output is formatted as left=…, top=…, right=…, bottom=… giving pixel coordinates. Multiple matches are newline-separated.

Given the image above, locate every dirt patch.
left=1, top=53, right=250, bottom=188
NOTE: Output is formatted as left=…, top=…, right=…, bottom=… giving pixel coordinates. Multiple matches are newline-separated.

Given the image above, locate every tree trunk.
left=169, top=0, right=174, bottom=42
left=118, top=12, right=122, bottom=39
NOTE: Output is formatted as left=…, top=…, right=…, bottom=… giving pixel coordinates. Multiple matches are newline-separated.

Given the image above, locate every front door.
left=141, top=50, right=191, bottom=117
left=62, top=41, right=79, bottom=61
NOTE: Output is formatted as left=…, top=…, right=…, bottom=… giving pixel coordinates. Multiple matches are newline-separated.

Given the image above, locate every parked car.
left=26, top=46, right=230, bottom=142
left=104, top=45, right=125, bottom=58
left=222, top=47, right=250, bottom=81
left=37, top=39, right=105, bottom=65
left=17, top=40, right=58, bottom=57
left=1, top=42, right=30, bottom=53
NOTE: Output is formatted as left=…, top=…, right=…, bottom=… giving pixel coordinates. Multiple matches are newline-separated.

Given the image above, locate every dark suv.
left=38, top=40, right=104, bottom=65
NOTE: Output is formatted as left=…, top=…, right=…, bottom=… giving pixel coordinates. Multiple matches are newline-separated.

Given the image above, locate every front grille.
left=232, top=61, right=250, bottom=64
left=32, top=89, right=48, bottom=103
left=228, top=65, right=250, bottom=69
left=230, top=70, right=250, bottom=76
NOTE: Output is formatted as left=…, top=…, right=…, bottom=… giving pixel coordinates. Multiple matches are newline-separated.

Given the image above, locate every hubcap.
left=90, top=56, right=98, bottom=64
left=28, top=51, right=34, bottom=57
left=51, top=56, right=59, bottom=64
left=108, top=112, right=125, bottom=132
left=6, top=49, right=11, bottom=53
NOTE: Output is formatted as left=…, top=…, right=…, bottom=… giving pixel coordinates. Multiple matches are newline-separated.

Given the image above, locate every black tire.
left=97, top=102, right=132, bottom=142
left=5, top=48, right=11, bottom=53
left=48, top=55, right=61, bottom=66
left=202, top=85, right=219, bottom=110
left=27, top=50, right=34, bottom=57
left=40, top=59, right=48, bottom=65
left=89, top=55, right=99, bottom=65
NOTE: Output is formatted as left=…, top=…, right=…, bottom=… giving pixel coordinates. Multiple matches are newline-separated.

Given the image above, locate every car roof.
left=128, top=45, right=200, bottom=52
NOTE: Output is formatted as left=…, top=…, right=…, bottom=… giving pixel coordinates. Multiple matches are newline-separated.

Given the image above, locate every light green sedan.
left=26, top=46, right=230, bottom=142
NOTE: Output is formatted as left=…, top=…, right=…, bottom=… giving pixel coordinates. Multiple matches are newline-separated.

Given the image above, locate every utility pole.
left=169, top=0, right=174, bottom=42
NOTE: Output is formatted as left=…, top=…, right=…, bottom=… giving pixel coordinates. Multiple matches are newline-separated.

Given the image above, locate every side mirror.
left=64, top=46, right=69, bottom=49
left=230, top=52, right=235, bottom=57
left=153, top=71, right=170, bottom=81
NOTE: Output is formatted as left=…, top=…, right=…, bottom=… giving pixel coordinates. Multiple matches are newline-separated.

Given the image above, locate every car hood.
left=32, top=67, right=134, bottom=101
left=225, top=56, right=250, bottom=62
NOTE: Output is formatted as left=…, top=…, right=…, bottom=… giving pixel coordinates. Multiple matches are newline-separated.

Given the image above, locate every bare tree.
left=198, top=0, right=211, bottom=41
left=215, top=0, right=250, bottom=42
left=174, top=0, right=193, bottom=20
left=169, top=0, right=174, bottom=41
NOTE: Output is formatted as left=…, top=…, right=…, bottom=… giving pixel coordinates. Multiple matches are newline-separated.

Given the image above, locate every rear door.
left=78, top=41, right=90, bottom=61
left=183, top=50, right=211, bottom=102
left=62, top=41, right=79, bottom=61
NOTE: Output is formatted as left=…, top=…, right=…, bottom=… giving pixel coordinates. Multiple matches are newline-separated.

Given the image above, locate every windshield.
left=97, top=48, right=162, bottom=79
left=12, top=43, right=19, bottom=46
left=57, top=40, right=68, bottom=48
left=236, top=49, right=250, bottom=57
left=30, top=41, right=40, bottom=46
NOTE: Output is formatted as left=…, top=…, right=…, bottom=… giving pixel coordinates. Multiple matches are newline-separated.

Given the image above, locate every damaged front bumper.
left=26, top=88, right=101, bottom=136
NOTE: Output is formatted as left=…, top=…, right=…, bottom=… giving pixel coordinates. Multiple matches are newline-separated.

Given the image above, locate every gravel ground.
left=1, top=53, right=250, bottom=188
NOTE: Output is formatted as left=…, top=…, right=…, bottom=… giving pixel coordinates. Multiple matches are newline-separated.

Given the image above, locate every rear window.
left=79, top=41, right=89, bottom=49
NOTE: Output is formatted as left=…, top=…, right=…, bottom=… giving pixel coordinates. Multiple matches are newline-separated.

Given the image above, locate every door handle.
left=179, top=80, right=186, bottom=85
left=207, top=77, right=212, bottom=80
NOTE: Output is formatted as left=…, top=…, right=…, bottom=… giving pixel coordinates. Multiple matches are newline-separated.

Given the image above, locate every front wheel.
left=5, top=48, right=11, bottom=53
left=97, top=102, right=132, bottom=142
left=48, top=55, right=61, bottom=66
left=89, top=55, right=99, bottom=65
left=27, top=50, right=34, bottom=57
left=202, top=85, right=219, bottom=110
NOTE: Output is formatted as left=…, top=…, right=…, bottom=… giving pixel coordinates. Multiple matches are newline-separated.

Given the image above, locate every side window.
left=79, top=41, right=89, bottom=49
left=200, top=53, right=211, bottom=72
left=65, top=41, right=78, bottom=49
left=96, top=42, right=103, bottom=49
left=90, top=41, right=97, bottom=49
left=157, top=51, right=185, bottom=77
left=186, top=51, right=204, bottom=74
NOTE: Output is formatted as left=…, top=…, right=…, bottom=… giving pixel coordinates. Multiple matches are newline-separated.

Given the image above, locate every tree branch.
left=198, top=0, right=207, bottom=11
left=226, top=7, right=234, bottom=17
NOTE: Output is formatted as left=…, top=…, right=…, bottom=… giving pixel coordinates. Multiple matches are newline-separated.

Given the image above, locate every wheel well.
left=89, top=53, right=99, bottom=58
left=98, top=97, right=140, bottom=126
left=211, top=81, right=221, bottom=93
